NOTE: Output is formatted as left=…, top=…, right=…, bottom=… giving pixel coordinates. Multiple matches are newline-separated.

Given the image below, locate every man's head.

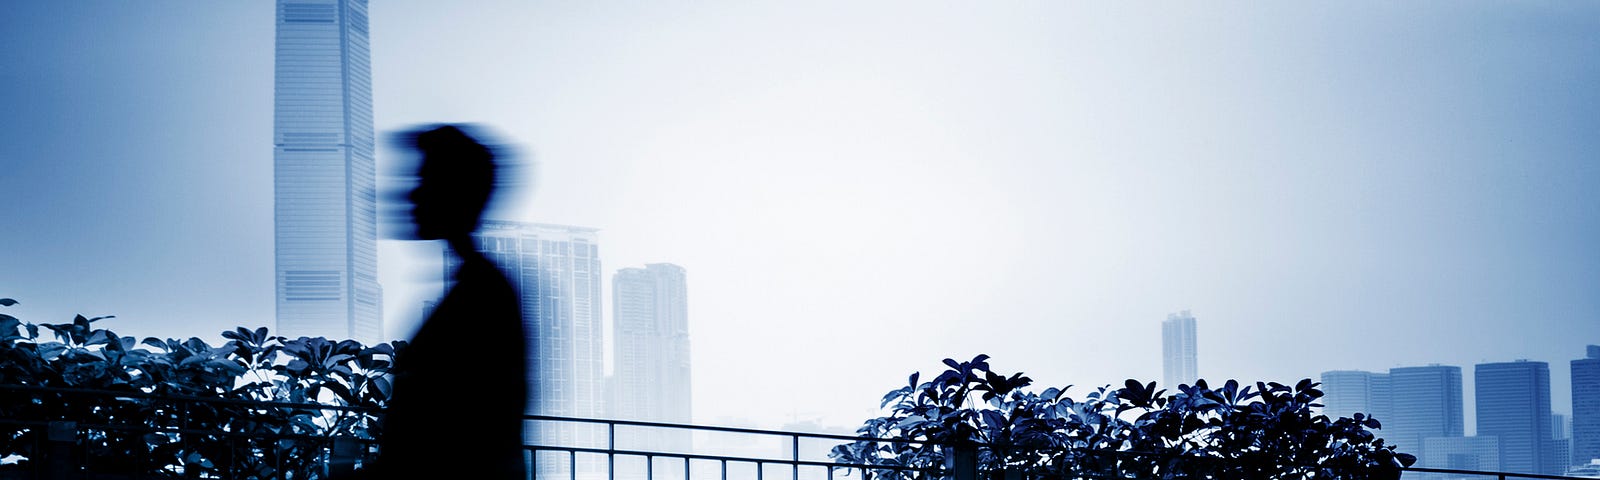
left=407, top=125, right=496, bottom=240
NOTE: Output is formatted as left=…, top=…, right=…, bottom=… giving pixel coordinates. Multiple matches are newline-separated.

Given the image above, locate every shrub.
left=831, top=354, right=1415, bottom=480
left=0, top=298, right=397, bottom=478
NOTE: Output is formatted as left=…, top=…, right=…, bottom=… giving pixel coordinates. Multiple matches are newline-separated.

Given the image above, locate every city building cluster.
left=1162, top=312, right=1597, bottom=477
left=1320, top=346, right=1600, bottom=478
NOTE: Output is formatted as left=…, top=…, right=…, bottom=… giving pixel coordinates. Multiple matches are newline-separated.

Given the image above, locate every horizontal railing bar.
left=525, top=445, right=942, bottom=474
left=0, top=382, right=380, bottom=414
left=525, top=415, right=916, bottom=445
left=0, top=418, right=377, bottom=444
left=1400, top=466, right=1588, bottom=480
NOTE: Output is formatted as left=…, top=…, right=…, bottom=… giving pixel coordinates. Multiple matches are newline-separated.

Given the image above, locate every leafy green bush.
left=0, top=298, right=397, bottom=478
left=831, top=354, right=1415, bottom=480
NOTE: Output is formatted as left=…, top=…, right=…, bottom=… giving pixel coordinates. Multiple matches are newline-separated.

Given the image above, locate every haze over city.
left=3, top=0, right=1599, bottom=436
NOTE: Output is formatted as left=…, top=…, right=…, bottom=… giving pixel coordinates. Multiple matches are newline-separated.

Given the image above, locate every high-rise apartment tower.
left=1162, top=311, right=1198, bottom=388
left=610, top=264, right=692, bottom=451
left=272, top=0, right=382, bottom=345
left=448, top=222, right=604, bottom=476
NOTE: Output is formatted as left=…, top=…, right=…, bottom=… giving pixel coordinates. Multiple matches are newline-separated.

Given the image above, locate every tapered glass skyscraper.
left=273, top=0, right=381, bottom=345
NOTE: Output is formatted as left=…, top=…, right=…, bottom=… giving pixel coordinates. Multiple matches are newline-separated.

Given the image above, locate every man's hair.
left=412, top=125, right=496, bottom=224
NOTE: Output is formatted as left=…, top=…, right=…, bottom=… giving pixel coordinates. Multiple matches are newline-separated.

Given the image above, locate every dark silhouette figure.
left=371, top=125, right=527, bottom=477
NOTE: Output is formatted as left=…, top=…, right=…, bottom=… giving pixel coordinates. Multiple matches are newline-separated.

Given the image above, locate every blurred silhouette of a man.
left=372, top=125, right=527, bottom=477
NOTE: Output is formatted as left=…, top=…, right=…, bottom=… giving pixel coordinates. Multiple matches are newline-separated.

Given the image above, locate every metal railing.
left=1, top=385, right=1593, bottom=480
left=524, top=416, right=1598, bottom=480
left=523, top=415, right=943, bottom=480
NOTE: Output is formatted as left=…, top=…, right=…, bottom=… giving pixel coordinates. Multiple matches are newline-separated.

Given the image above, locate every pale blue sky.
left=3, top=1, right=1598, bottom=434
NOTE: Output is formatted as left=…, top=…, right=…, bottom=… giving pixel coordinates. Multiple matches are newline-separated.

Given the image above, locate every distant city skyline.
left=4, top=1, right=1599, bottom=430
left=1323, top=349, right=1600, bottom=475
left=271, top=0, right=382, bottom=345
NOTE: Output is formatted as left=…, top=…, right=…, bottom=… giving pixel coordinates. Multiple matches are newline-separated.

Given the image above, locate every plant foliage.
left=831, top=354, right=1416, bottom=480
left=0, top=298, right=398, bottom=478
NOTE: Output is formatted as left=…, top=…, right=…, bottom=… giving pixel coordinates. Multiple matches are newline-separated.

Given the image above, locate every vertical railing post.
left=609, top=421, right=617, bottom=480
left=44, top=421, right=75, bottom=480
left=330, top=436, right=360, bottom=477
left=951, top=444, right=977, bottom=480
left=793, top=434, right=801, bottom=480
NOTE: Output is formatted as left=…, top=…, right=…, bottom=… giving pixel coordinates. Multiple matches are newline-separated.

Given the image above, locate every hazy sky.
left=3, top=1, right=1599, bottom=435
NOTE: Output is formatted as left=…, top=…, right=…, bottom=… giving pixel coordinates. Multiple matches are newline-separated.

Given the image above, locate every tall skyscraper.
left=449, top=222, right=604, bottom=475
left=272, top=0, right=382, bottom=345
left=1386, top=364, right=1464, bottom=465
left=610, top=263, right=692, bottom=451
left=1476, top=360, right=1557, bottom=475
left=1320, top=370, right=1392, bottom=423
left=1574, top=346, right=1600, bottom=466
left=1162, top=311, right=1198, bottom=388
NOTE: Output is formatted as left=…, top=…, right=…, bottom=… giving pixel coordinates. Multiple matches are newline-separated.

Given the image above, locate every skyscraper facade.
left=610, top=263, right=692, bottom=451
left=1162, top=311, right=1198, bottom=388
left=1386, top=365, right=1464, bottom=465
left=1574, top=346, right=1600, bottom=466
left=273, top=0, right=382, bottom=345
left=1556, top=413, right=1574, bottom=469
left=450, top=222, right=604, bottom=468
left=1320, top=370, right=1392, bottom=423
left=1422, top=436, right=1500, bottom=473
left=1475, top=360, right=1556, bottom=475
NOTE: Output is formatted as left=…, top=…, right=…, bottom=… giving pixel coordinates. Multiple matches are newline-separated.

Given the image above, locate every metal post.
left=610, top=422, right=617, bottom=480
left=952, top=445, right=977, bottom=480
left=648, top=455, right=655, bottom=480
left=571, top=451, right=578, bottom=480
left=330, top=436, right=359, bottom=477
left=44, top=421, right=75, bottom=480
